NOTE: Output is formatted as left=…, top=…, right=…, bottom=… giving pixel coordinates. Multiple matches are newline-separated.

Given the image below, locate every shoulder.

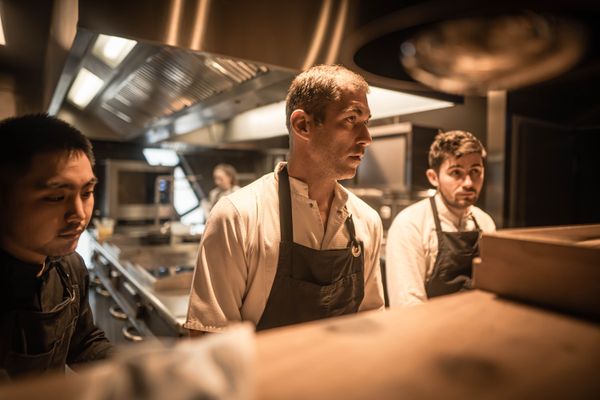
left=472, top=207, right=496, bottom=232
left=223, top=172, right=275, bottom=217
left=388, top=198, right=432, bottom=241
left=207, top=172, right=276, bottom=231
left=392, top=198, right=431, bottom=227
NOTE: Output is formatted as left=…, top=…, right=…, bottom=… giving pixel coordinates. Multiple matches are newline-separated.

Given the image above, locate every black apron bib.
left=1, top=262, right=80, bottom=379
left=425, top=196, right=481, bottom=298
left=256, top=167, right=365, bottom=331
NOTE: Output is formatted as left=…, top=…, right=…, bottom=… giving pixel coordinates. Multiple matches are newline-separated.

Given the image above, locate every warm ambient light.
left=92, top=34, right=137, bottom=68
left=67, top=68, right=104, bottom=109
left=367, top=86, right=454, bottom=118
left=224, top=86, right=454, bottom=141
left=143, top=148, right=180, bottom=167
left=0, top=10, right=6, bottom=46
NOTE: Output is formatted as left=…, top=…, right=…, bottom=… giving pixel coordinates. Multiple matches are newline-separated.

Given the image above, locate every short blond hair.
left=285, top=64, right=369, bottom=133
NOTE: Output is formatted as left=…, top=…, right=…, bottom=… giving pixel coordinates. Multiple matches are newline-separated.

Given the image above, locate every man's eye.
left=82, top=190, right=94, bottom=199
left=346, top=116, right=357, bottom=123
left=449, top=170, right=463, bottom=177
left=43, top=195, right=64, bottom=202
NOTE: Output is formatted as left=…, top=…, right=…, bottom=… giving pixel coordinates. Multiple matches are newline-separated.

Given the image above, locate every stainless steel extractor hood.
left=49, top=0, right=462, bottom=145
left=49, top=0, right=359, bottom=143
left=50, top=28, right=296, bottom=141
left=48, top=0, right=600, bottom=146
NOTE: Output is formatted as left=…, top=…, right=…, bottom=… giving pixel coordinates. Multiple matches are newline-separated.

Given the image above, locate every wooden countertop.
left=1, top=291, right=598, bottom=399
left=254, top=290, right=600, bottom=400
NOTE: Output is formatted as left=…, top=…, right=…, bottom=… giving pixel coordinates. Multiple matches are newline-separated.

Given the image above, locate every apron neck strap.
left=345, top=214, right=360, bottom=247
left=278, top=166, right=293, bottom=242
left=429, top=196, right=443, bottom=232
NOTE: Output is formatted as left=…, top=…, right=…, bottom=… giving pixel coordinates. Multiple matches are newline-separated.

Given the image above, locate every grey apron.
left=425, top=196, right=481, bottom=298
left=1, top=262, right=79, bottom=379
left=256, top=167, right=365, bottom=331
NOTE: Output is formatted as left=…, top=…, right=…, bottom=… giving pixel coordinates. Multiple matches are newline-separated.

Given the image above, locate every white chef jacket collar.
left=274, top=162, right=350, bottom=217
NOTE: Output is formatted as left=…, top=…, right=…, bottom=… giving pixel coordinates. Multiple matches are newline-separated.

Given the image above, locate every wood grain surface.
left=254, top=291, right=600, bottom=400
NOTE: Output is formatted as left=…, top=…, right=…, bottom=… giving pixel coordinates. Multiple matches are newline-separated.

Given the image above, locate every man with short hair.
left=386, top=130, right=496, bottom=307
left=185, top=65, right=385, bottom=333
left=0, top=114, right=112, bottom=380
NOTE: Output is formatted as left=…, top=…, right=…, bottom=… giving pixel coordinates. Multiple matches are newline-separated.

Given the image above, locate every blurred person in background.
left=207, top=163, right=240, bottom=211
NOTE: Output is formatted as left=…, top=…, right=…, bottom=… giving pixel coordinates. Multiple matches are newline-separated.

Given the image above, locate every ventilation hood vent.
left=51, top=28, right=294, bottom=141
left=95, top=46, right=271, bottom=138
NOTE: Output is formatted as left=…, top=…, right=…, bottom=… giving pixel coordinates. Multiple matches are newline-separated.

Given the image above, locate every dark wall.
left=91, top=140, right=147, bottom=164
left=505, top=67, right=600, bottom=227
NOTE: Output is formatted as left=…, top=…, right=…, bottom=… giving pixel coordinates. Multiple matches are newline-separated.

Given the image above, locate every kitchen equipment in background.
left=344, top=122, right=439, bottom=227
left=93, top=217, right=116, bottom=242
left=97, top=159, right=175, bottom=224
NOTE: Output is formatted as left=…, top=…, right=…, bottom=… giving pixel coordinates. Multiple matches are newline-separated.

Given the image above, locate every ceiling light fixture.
left=92, top=34, right=137, bottom=68
left=367, top=87, right=454, bottom=118
left=67, top=68, right=104, bottom=109
left=143, top=148, right=180, bottom=166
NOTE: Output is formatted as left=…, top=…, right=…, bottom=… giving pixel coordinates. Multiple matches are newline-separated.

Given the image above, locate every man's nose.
left=357, top=124, right=372, bottom=146
left=66, top=196, right=86, bottom=222
left=462, top=174, right=474, bottom=187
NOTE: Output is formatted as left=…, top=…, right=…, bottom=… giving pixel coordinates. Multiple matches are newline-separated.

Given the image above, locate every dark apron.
left=1, top=262, right=79, bottom=379
left=425, top=196, right=481, bottom=298
left=256, top=167, right=365, bottom=331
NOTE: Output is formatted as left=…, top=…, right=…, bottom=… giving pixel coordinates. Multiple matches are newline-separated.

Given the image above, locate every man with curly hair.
left=386, top=130, right=496, bottom=307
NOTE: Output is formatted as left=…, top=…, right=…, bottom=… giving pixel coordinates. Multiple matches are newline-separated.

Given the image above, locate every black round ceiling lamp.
left=341, top=1, right=594, bottom=95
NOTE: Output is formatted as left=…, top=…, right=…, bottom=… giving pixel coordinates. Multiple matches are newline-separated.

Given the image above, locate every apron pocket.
left=4, top=340, right=59, bottom=378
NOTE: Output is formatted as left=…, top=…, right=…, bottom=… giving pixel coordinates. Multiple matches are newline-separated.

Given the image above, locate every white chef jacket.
left=385, top=193, right=496, bottom=307
left=185, top=163, right=385, bottom=332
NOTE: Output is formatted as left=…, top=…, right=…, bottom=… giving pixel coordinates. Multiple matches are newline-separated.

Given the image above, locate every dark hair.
left=214, top=163, right=238, bottom=186
left=428, top=130, right=486, bottom=172
left=0, top=113, right=94, bottom=184
left=285, top=64, right=369, bottom=133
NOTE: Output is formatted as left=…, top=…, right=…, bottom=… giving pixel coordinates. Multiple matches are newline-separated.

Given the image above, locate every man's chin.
left=454, top=197, right=478, bottom=208
left=336, top=166, right=358, bottom=181
left=47, top=242, right=79, bottom=258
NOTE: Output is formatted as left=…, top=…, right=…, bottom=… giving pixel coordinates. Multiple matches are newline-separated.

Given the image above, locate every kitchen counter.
left=88, top=231, right=198, bottom=338
left=254, top=290, right=600, bottom=399
left=1, top=290, right=598, bottom=399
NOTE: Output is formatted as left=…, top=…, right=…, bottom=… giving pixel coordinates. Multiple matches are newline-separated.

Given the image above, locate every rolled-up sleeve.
left=184, top=199, right=249, bottom=333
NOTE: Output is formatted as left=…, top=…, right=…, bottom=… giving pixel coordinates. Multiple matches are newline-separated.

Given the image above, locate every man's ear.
left=426, top=168, right=439, bottom=188
left=290, top=109, right=310, bottom=143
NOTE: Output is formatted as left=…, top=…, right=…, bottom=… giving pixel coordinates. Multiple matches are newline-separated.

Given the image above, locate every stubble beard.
left=439, top=189, right=479, bottom=210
